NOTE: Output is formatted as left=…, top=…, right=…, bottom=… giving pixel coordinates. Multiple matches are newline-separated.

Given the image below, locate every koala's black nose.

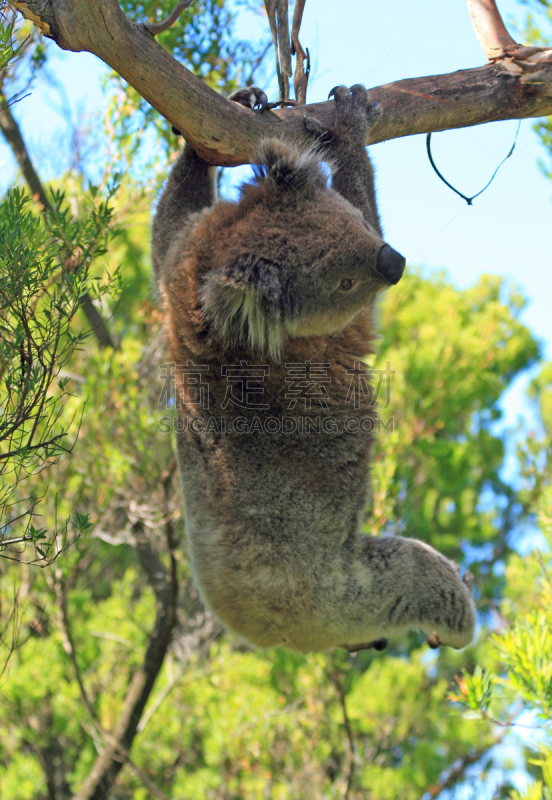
left=377, top=244, right=406, bottom=285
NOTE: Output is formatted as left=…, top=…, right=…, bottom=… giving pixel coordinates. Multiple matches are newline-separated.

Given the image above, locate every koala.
left=152, top=84, right=475, bottom=654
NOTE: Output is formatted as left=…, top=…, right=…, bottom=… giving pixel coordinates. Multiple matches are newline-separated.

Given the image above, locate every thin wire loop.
left=426, top=121, right=522, bottom=205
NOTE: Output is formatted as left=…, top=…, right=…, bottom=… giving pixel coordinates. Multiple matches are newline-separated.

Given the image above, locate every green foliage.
left=0, top=8, right=16, bottom=72
left=452, top=481, right=552, bottom=798
left=373, top=272, right=539, bottom=604
left=0, top=184, right=118, bottom=561
left=1, top=267, right=545, bottom=798
left=1, top=2, right=552, bottom=797
left=518, top=1, right=552, bottom=181
left=1, top=11, right=121, bottom=562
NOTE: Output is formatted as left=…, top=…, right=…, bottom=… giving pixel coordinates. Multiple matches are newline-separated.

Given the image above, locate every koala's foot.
left=341, top=638, right=388, bottom=653
left=304, top=84, right=380, bottom=151
left=228, top=86, right=268, bottom=112
left=421, top=562, right=475, bottom=650
left=172, top=87, right=267, bottom=136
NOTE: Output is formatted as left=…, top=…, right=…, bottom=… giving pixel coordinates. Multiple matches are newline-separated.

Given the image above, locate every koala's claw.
left=328, top=85, right=353, bottom=103
left=228, top=86, right=268, bottom=113
left=463, top=570, right=475, bottom=590
left=173, top=86, right=268, bottom=136
left=325, top=84, right=381, bottom=150
left=452, top=561, right=474, bottom=590
left=427, top=633, right=442, bottom=649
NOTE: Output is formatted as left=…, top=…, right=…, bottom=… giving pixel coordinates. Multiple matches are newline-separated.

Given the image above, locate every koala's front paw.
left=229, top=86, right=268, bottom=112
left=328, top=84, right=380, bottom=147
left=304, top=84, right=380, bottom=154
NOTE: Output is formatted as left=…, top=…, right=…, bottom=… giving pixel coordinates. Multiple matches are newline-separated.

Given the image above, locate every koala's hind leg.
left=320, top=534, right=475, bottom=652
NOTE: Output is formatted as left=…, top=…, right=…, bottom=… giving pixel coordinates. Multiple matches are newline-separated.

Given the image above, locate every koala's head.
left=199, top=138, right=405, bottom=360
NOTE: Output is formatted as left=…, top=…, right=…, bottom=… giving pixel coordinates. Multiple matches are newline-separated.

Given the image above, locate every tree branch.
left=466, top=0, right=544, bottom=62
left=72, top=519, right=178, bottom=800
left=0, top=95, right=52, bottom=212
left=8, top=0, right=552, bottom=167
left=291, top=0, right=309, bottom=105
left=52, top=564, right=175, bottom=800
left=421, top=729, right=508, bottom=799
left=328, top=667, right=357, bottom=800
left=0, top=96, right=116, bottom=349
left=143, top=0, right=193, bottom=36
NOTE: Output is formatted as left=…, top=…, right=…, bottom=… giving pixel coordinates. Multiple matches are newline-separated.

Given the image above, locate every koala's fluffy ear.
left=248, top=138, right=329, bottom=197
left=200, top=255, right=285, bottom=361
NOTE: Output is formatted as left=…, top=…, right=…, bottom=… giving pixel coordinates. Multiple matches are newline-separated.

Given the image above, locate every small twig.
left=276, top=0, right=291, bottom=102
left=53, top=568, right=98, bottom=723
left=535, top=550, right=552, bottom=587
left=243, top=40, right=272, bottom=87
left=264, top=0, right=282, bottom=99
left=266, top=99, right=297, bottom=109
left=55, top=564, right=175, bottom=800
left=422, top=732, right=507, bottom=799
left=124, top=758, right=172, bottom=800
left=0, top=91, right=31, bottom=111
left=329, top=670, right=356, bottom=800
left=0, top=587, right=20, bottom=679
left=137, top=657, right=185, bottom=732
left=143, top=0, right=193, bottom=36
left=291, top=0, right=309, bottom=104
left=480, top=705, right=544, bottom=730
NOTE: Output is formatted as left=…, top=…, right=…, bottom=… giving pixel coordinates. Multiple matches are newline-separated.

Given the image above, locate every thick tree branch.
left=8, top=0, right=552, bottom=167
left=0, top=97, right=116, bottom=349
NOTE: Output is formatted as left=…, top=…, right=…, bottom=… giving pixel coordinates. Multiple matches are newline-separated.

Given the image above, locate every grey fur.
left=152, top=85, right=475, bottom=653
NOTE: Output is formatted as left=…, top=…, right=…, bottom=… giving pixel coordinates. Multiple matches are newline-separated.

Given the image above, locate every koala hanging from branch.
left=152, top=84, right=475, bottom=654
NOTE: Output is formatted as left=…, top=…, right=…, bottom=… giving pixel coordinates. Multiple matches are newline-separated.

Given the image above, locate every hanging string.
left=426, top=120, right=521, bottom=205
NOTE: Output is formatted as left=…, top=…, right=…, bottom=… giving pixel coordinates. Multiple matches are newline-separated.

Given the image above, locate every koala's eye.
left=340, top=279, right=355, bottom=291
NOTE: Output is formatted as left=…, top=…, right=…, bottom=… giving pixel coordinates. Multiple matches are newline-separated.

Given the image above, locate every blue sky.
left=278, top=0, right=552, bottom=365
left=1, top=0, right=551, bottom=412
